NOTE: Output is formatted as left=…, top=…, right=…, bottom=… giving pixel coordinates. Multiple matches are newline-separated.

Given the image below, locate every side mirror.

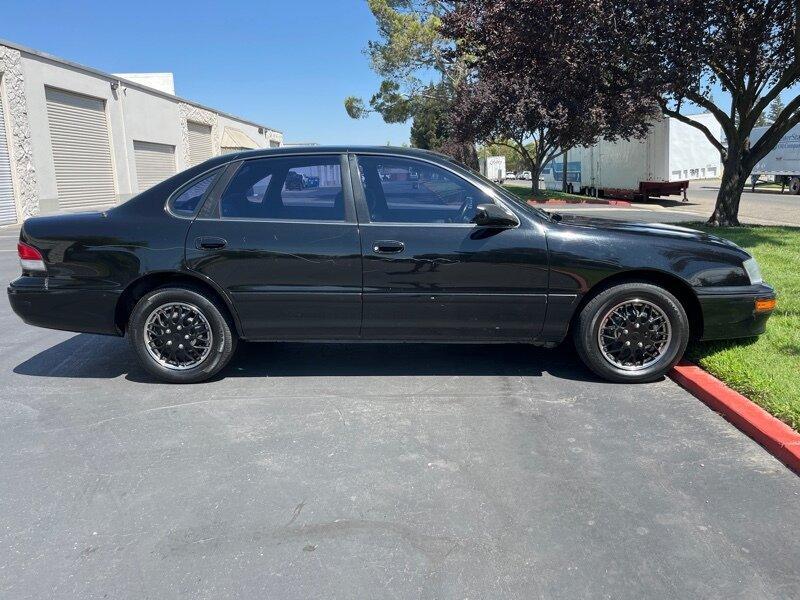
left=473, top=203, right=519, bottom=228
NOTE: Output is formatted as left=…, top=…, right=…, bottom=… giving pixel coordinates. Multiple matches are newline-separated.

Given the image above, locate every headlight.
left=743, top=257, right=762, bottom=285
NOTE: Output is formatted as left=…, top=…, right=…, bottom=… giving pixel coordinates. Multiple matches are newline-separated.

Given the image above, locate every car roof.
left=226, top=145, right=457, bottom=164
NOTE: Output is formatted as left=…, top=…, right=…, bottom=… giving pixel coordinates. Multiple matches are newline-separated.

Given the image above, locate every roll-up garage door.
left=46, top=87, right=116, bottom=210
left=133, top=140, right=175, bottom=192
left=0, top=92, right=17, bottom=225
left=187, top=121, right=213, bottom=167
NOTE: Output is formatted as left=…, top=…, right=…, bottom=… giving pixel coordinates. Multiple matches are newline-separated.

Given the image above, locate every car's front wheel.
left=573, top=282, right=689, bottom=383
left=129, top=286, right=237, bottom=383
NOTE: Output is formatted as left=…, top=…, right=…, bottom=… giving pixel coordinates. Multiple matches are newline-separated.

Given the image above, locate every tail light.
left=18, top=242, right=46, bottom=273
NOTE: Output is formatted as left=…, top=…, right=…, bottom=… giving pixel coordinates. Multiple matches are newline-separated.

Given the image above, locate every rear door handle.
left=372, top=240, right=405, bottom=254
left=195, top=236, right=227, bottom=250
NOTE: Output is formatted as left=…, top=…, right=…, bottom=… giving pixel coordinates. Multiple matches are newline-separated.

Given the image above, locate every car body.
left=8, top=146, right=775, bottom=383
left=520, top=170, right=532, bottom=180
left=506, top=171, right=517, bottom=179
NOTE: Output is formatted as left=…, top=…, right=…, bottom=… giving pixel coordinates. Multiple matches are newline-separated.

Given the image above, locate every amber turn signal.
left=754, top=297, right=776, bottom=313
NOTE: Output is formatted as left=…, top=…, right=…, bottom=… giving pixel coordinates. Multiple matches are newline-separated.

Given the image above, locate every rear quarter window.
left=168, top=168, right=222, bottom=217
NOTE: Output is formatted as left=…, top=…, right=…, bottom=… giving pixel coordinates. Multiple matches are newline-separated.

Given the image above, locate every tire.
left=129, top=285, right=237, bottom=383
left=790, top=177, right=800, bottom=195
left=572, top=282, right=689, bottom=383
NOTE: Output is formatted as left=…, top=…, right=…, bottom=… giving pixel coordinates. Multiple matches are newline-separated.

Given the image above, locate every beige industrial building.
left=0, top=39, right=283, bottom=226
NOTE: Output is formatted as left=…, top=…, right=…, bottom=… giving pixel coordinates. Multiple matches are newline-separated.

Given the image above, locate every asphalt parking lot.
left=1, top=226, right=799, bottom=599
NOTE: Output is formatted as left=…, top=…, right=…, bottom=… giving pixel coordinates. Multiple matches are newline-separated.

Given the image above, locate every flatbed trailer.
left=591, top=180, right=690, bottom=202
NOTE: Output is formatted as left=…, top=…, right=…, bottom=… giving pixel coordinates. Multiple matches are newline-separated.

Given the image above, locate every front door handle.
left=373, top=240, right=405, bottom=254
left=195, top=236, right=227, bottom=250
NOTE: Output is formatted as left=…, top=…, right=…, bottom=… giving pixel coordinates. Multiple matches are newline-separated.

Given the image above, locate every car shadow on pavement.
left=13, top=334, right=603, bottom=384
left=645, top=197, right=702, bottom=209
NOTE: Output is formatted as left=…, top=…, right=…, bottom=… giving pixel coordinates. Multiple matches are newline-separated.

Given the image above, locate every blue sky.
left=1, top=0, right=412, bottom=145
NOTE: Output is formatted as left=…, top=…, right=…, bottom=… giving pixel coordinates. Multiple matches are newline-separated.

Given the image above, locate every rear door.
left=134, top=140, right=176, bottom=192
left=185, top=153, right=362, bottom=340
left=351, top=153, right=549, bottom=341
left=45, top=87, right=116, bottom=211
left=187, top=121, right=213, bottom=167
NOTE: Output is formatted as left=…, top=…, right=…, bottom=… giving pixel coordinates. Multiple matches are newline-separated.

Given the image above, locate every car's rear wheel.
left=573, top=282, right=689, bottom=383
left=129, top=286, right=237, bottom=383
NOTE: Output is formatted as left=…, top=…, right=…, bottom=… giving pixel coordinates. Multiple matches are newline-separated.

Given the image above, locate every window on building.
left=356, top=156, right=492, bottom=224
left=168, top=168, right=221, bottom=216
left=219, top=156, right=344, bottom=221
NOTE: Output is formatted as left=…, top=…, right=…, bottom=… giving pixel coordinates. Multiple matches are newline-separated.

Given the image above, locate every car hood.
left=552, top=213, right=743, bottom=251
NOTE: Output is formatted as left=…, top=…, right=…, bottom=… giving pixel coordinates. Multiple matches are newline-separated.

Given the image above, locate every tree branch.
left=659, top=101, right=726, bottom=155
left=750, top=64, right=800, bottom=121
left=749, top=93, right=800, bottom=163
left=681, top=90, right=735, bottom=140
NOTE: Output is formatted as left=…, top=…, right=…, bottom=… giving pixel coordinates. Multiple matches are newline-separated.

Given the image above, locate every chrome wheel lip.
left=597, top=298, right=672, bottom=372
left=144, top=301, right=213, bottom=371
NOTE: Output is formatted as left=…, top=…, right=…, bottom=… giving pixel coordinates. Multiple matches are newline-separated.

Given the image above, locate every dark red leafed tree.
left=442, top=0, right=658, bottom=193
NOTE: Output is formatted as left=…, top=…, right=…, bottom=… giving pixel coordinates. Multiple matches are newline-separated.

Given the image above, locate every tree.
left=443, top=0, right=658, bottom=192
left=344, top=0, right=478, bottom=167
left=767, top=96, right=787, bottom=124
left=605, top=0, right=800, bottom=225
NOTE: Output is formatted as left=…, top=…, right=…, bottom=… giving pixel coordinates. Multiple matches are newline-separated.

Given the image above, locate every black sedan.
left=8, top=146, right=775, bottom=383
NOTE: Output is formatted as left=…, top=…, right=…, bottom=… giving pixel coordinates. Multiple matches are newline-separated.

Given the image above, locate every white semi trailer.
left=751, top=124, right=800, bottom=193
left=479, top=155, right=506, bottom=182
left=552, top=113, right=722, bottom=201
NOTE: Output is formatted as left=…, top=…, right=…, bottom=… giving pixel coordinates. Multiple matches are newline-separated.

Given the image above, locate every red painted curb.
left=669, top=361, right=800, bottom=475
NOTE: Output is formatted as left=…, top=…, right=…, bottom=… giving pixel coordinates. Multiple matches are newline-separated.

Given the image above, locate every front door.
left=185, top=153, right=362, bottom=340
left=352, top=153, right=549, bottom=341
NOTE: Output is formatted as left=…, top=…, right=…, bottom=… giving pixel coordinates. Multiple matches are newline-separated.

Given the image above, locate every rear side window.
left=168, top=168, right=221, bottom=216
left=219, top=156, right=345, bottom=221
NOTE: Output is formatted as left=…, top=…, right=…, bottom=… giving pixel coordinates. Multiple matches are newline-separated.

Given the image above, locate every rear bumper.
left=697, top=283, right=776, bottom=341
left=7, top=277, right=121, bottom=336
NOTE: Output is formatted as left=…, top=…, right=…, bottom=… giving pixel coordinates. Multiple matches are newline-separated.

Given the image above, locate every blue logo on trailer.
left=545, top=160, right=582, bottom=182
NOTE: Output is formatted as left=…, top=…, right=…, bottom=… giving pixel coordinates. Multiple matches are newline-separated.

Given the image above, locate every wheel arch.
left=570, top=270, right=703, bottom=340
left=114, top=271, right=243, bottom=337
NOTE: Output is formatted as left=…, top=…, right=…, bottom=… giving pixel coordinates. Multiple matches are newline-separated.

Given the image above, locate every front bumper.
left=697, top=283, right=776, bottom=341
left=8, top=276, right=121, bottom=336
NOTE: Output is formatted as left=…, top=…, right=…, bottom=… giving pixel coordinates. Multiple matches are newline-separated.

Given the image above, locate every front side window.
left=168, top=168, right=221, bottom=216
left=219, top=156, right=344, bottom=221
left=356, top=156, right=492, bottom=224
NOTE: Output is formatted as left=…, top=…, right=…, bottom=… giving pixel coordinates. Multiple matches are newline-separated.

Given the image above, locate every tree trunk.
left=530, top=165, right=543, bottom=195
left=562, top=151, right=568, bottom=192
left=708, top=153, right=748, bottom=226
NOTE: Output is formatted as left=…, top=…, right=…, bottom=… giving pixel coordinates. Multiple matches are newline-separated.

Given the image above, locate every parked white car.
left=520, top=171, right=532, bottom=180
left=506, top=171, right=517, bottom=179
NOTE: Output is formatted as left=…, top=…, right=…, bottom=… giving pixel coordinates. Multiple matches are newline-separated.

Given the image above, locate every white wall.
left=113, top=72, right=175, bottom=95
left=21, top=53, right=132, bottom=211
left=9, top=42, right=283, bottom=216
left=118, top=84, right=183, bottom=194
